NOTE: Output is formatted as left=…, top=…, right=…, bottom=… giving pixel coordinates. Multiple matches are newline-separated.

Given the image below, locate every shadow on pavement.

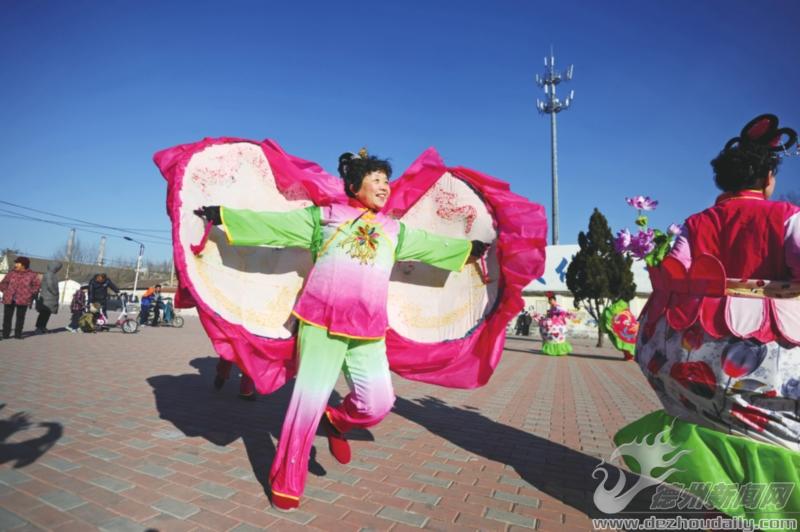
left=0, top=404, right=62, bottom=468
left=147, top=356, right=328, bottom=495
left=392, top=395, right=709, bottom=526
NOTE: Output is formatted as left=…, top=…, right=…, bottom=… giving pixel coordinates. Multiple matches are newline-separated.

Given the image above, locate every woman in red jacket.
left=614, top=114, right=800, bottom=523
left=0, top=257, right=41, bottom=339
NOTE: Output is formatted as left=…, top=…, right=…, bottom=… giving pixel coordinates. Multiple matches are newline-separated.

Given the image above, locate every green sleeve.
left=395, top=223, right=472, bottom=272
left=220, top=205, right=318, bottom=249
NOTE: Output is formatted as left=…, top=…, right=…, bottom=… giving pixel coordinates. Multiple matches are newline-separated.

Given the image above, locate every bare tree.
left=52, top=237, right=98, bottom=265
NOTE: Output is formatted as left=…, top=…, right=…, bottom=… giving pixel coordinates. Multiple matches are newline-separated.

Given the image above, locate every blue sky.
left=1, top=0, right=799, bottom=264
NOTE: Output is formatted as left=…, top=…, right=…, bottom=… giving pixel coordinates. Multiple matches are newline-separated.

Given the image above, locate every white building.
left=519, top=245, right=651, bottom=338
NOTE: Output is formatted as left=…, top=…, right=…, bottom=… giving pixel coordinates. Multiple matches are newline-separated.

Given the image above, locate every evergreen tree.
left=566, top=208, right=636, bottom=347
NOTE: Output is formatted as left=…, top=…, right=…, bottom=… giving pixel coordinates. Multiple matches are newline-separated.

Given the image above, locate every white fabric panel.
left=387, top=172, right=498, bottom=342
left=179, top=143, right=312, bottom=339
left=773, top=298, right=800, bottom=344
left=725, top=296, right=767, bottom=338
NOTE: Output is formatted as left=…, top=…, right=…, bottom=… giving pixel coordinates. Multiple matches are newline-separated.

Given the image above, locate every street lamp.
left=123, top=236, right=145, bottom=299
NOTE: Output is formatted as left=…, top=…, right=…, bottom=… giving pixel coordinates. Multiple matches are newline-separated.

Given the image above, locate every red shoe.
left=321, top=412, right=351, bottom=464
left=271, top=491, right=299, bottom=511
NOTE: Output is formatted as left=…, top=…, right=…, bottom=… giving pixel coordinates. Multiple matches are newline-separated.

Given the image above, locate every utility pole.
left=61, top=228, right=76, bottom=303
left=124, top=237, right=145, bottom=298
left=536, top=47, right=575, bottom=245
left=96, top=236, right=106, bottom=267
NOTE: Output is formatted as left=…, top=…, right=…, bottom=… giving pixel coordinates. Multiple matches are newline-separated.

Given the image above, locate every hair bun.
left=724, top=113, right=798, bottom=155
left=338, top=152, right=355, bottom=178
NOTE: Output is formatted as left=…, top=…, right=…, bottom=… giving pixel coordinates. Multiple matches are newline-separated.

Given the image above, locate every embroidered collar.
left=715, top=189, right=766, bottom=205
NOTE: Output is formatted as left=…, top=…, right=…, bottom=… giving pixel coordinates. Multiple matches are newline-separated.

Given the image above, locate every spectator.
left=0, top=257, right=41, bottom=340
left=87, top=273, right=119, bottom=317
left=66, top=285, right=89, bottom=333
left=35, top=262, right=62, bottom=334
left=521, top=309, right=532, bottom=336
left=139, top=284, right=164, bottom=326
left=150, top=284, right=164, bottom=326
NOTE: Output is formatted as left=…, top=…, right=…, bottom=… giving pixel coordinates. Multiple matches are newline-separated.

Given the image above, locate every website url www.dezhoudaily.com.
left=592, top=516, right=797, bottom=531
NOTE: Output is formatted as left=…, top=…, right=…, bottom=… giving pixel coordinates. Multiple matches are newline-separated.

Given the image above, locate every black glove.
left=193, top=205, right=222, bottom=225
left=470, top=240, right=490, bottom=258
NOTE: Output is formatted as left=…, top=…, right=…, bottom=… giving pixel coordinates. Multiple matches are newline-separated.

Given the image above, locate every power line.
left=0, top=211, right=172, bottom=247
left=0, top=200, right=172, bottom=242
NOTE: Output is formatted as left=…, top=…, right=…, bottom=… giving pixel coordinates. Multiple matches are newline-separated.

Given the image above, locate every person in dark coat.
left=87, top=273, right=119, bottom=317
left=521, top=309, right=532, bottom=336
left=35, top=262, right=62, bottom=334
left=0, top=257, right=41, bottom=339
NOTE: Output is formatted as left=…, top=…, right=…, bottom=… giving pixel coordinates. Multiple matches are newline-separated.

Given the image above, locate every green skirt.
left=614, top=410, right=800, bottom=529
left=541, top=340, right=572, bottom=356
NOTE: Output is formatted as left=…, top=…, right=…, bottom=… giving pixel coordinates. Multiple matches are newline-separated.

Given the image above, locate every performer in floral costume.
left=191, top=149, right=508, bottom=510
left=614, top=114, right=800, bottom=525
left=600, top=299, right=638, bottom=360
left=534, top=293, right=575, bottom=356
left=156, top=136, right=546, bottom=511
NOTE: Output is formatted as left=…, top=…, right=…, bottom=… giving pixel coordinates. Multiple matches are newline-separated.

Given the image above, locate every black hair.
left=710, top=142, right=781, bottom=192
left=338, top=152, right=392, bottom=198
left=155, top=284, right=162, bottom=288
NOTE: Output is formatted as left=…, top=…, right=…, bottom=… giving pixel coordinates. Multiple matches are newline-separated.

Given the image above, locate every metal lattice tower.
left=536, top=48, right=574, bottom=245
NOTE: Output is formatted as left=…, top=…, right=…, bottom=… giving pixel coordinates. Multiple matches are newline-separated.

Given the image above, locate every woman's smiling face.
left=353, top=171, right=390, bottom=211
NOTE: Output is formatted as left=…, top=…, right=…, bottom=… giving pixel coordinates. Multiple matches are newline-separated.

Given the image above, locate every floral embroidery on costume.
left=340, top=223, right=380, bottom=265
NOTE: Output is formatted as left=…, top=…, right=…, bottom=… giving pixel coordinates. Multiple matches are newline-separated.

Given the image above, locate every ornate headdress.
left=724, top=113, right=798, bottom=157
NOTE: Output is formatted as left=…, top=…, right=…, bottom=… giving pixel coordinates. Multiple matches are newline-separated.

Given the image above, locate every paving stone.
left=171, top=452, right=207, bottom=465
left=134, top=463, right=175, bottom=478
left=377, top=506, right=428, bottom=528
left=90, top=475, right=135, bottom=493
left=116, top=420, right=142, bottom=429
left=395, top=488, right=441, bottom=506
left=325, top=470, right=360, bottom=485
left=492, top=490, right=540, bottom=508
left=152, top=497, right=200, bottom=519
left=0, top=507, right=27, bottom=530
left=196, top=481, right=236, bottom=499
left=87, top=427, right=111, bottom=437
left=202, top=442, right=233, bottom=454
left=122, top=438, right=154, bottom=450
left=0, top=469, right=32, bottom=486
left=39, top=489, right=87, bottom=511
left=432, top=450, right=471, bottom=462
left=225, top=467, right=255, bottom=481
left=377, top=439, right=406, bottom=450
left=423, top=461, right=461, bottom=474
left=98, top=516, right=147, bottom=531
left=348, top=459, right=377, bottom=471
left=358, top=448, right=392, bottom=459
left=485, top=508, right=537, bottom=528
left=86, top=448, right=122, bottom=461
left=498, top=475, right=534, bottom=489
left=69, top=502, right=121, bottom=526
left=409, top=473, right=452, bottom=488
left=265, top=505, right=315, bottom=525
left=41, top=457, right=81, bottom=472
left=305, top=486, right=342, bottom=503
left=151, top=429, right=185, bottom=440
left=229, top=524, right=266, bottom=532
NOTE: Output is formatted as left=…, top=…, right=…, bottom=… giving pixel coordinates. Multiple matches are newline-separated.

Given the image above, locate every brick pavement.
left=0, top=314, right=670, bottom=531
